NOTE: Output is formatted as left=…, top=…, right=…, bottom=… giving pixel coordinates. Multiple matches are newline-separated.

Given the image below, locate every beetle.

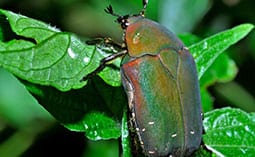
left=82, top=0, right=202, bottom=156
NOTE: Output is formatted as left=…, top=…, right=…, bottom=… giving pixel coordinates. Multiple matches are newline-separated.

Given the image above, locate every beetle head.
left=104, top=0, right=148, bottom=29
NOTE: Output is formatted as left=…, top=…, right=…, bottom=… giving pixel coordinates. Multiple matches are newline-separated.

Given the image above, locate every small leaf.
left=121, top=109, right=131, bottom=157
left=189, top=23, right=254, bottom=79
left=65, top=112, right=121, bottom=140
left=203, top=107, right=255, bottom=156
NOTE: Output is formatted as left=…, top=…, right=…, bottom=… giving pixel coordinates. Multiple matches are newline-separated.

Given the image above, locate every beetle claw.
left=104, top=5, right=121, bottom=17
left=140, top=0, right=149, bottom=15
left=104, top=5, right=113, bottom=14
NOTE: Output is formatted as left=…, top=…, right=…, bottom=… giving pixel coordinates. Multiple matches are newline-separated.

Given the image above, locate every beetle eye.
left=116, top=16, right=129, bottom=29
left=116, top=17, right=122, bottom=23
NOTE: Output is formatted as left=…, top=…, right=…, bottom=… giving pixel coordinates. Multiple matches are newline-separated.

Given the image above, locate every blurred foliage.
left=0, top=0, right=254, bottom=156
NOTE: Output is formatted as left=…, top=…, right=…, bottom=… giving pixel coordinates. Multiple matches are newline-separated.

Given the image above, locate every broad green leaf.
left=23, top=81, right=90, bottom=123
left=0, top=9, right=119, bottom=92
left=23, top=76, right=125, bottom=123
left=203, top=107, right=255, bottom=156
left=93, top=46, right=122, bottom=87
left=189, top=23, right=254, bottom=79
left=65, top=112, right=121, bottom=140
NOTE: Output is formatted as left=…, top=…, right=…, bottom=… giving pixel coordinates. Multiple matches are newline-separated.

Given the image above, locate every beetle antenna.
left=140, top=0, right=148, bottom=16
left=104, top=5, right=121, bottom=17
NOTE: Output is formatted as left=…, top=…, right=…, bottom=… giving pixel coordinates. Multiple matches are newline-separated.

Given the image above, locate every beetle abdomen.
left=121, top=47, right=202, bottom=157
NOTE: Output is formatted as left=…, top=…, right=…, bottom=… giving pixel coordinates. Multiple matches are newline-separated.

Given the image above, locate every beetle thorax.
left=124, top=16, right=183, bottom=57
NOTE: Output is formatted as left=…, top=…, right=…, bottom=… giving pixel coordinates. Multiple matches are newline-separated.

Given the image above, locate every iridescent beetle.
left=82, top=0, right=202, bottom=156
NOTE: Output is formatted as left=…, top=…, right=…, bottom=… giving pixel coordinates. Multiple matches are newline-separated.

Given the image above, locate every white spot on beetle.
left=148, top=121, right=155, bottom=125
left=183, top=47, right=189, bottom=50
left=148, top=151, right=155, bottom=154
left=132, top=112, right=135, bottom=118
left=133, top=33, right=140, bottom=44
left=136, top=128, right=140, bottom=131
left=142, top=128, right=146, bottom=132
left=171, top=133, right=177, bottom=138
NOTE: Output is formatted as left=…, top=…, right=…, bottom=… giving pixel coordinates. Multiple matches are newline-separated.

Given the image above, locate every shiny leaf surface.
left=0, top=9, right=120, bottom=92
left=189, top=24, right=254, bottom=79
left=203, top=107, right=255, bottom=156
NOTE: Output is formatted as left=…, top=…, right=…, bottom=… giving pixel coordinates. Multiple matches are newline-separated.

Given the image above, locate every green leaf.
left=189, top=23, right=254, bottom=79
left=23, top=78, right=125, bottom=142
left=93, top=47, right=122, bottom=87
left=65, top=112, right=121, bottom=140
left=0, top=9, right=120, bottom=91
left=23, top=81, right=89, bottom=123
left=121, top=109, right=131, bottom=157
left=203, top=107, right=255, bottom=156
left=23, top=76, right=125, bottom=123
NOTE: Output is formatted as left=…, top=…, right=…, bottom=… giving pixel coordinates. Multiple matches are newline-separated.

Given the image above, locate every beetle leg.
left=104, top=37, right=126, bottom=49
left=140, top=0, right=149, bottom=15
left=86, top=38, right=105, bottom=45
left=86, top=37, right=125, bottom=50
left=80, top=50, right=127, bottom=81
